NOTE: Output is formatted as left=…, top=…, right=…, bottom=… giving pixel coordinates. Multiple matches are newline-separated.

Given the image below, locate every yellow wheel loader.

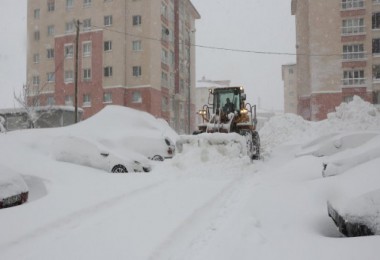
left=177, top=86, right=260, bottom=160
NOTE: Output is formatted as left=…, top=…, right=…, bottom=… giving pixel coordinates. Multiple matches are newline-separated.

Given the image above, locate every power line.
left=91, top=24, right=362, bottom=58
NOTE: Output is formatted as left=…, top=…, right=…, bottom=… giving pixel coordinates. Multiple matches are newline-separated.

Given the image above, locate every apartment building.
left=27, top=0, right=200, bottom=133
left=282, top=64, right=298, bottom=114
left=291, top=0, right=380, bottom=121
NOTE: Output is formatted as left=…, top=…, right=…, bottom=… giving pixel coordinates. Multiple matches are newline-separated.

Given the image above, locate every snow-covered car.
left=328, top=189, right=380, bottom=237
left=117, top=136, right=175, bottom=161
left=52, top=136, right=151, bottom=173
left=0, top=165, right=29, bottom=209
left=68, top=106, right=179, bottom=161
left=322, top=134, right=380, bottom=177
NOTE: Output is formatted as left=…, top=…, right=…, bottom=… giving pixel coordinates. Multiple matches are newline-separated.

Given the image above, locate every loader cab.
left=210, top=87, right=243, bottom=114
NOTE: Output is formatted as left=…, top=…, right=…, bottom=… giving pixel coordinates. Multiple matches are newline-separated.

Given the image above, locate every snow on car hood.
left=0, top=165, right=28, bottom=199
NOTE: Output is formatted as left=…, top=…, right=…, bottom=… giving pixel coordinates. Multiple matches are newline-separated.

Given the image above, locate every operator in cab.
left=223, top=98, right=235, bottom=113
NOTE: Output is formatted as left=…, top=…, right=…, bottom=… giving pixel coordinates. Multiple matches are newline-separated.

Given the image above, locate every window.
left=132, top=40, right=142, bottom=51
left=64, top=70, right=74, bottom=83
left=133, top=15, right=142, bottom=26
left=343, top=44, right=364, bottom=60
left=66, top=0, right=73, bottom=9
left=373, top=38, right=380, bottom=54
left=341, top=0, right=364, bottom=9
left=84, top=0, right=92, bottom=7
left=162, top=26, right=169, bottom=41
left=83, top=42, right=92, bottom=56
left=373, top=65, right=380, bottom=80
left=132, top=91, right=142, bottom=103
left=342, top=70, right=365, bottom=85
left=161, top=49, right=168, bottom=64
left=47, top=72, right=55, bottom=83
left=104, top=15, right=113, bottom=26
left=374, top=91, right=380, bottom=104
left=133, top=66, right=142, bottom=77
left=64, top=44, right=74, bottom=58
left=34, top=9, right=40, bottom=19
left=47, top=48, right=54, bottom=59
left=104, top=66, right=113, bottom=77
left=83, top=68, right=91, bottom=81
left=34, top=31, right=40, bottom=41
left=83, top=94, right=91, bottom=106
left=104, top=41, right=112, bottom=51
left=161, top=3, right=168, bottom=18
left=161, top=71, right=168, bottom=86
left=65, top=95, right=73, bottom=106
left=162, top=97, right=168, bottom=111
left=103, top=92, right=112, bottom=103
left=33, top=53, right=40, bottom=64
left=374, top=13, right=380, bottom=30
left=47, top=25, right=55, bottom=36
left=170, top=51, right=175, bottom=65
left=47, top=0, right=55, bottom=12
left=65, top=21, right=75, bottom=34
left=83, top=19, right=91, bottom=31
left=47, top=96, right=55, bottom=106
left=343, top=95, right=354, bottom=103
left=32, top=75, right=40, bottom=86
left=342, top=18, right=364, bottom=35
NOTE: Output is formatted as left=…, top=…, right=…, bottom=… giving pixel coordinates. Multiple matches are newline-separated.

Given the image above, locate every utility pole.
left=187, top=30, right=191, bottom=134
left=74, top=19, right=80, bottom=123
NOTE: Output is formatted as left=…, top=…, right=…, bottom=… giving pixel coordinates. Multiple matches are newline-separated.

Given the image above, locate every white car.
left=117, top=136, right=176, bottom=161
left=52, top=136, right=151, bottom=173
left=0, top=165, right=29, bottom=209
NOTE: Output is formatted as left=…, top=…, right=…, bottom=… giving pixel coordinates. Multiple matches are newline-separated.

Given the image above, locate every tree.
left=13, top=84, right=49, bottom=128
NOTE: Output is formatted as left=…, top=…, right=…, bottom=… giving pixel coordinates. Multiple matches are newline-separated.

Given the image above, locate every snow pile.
left=71, top=106, right=178, bottom=140
left=259, top=113, right=315, bottom=154
left=324, top=96, right=380, bottom=132
left=260, top=96, right=380, bottom=155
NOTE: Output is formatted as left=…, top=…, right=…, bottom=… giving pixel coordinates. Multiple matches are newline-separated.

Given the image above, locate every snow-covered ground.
left=1, top=97, right=380, bottom=260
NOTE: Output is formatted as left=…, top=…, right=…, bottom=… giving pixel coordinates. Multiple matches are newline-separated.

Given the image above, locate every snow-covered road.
left=1, top=98, right=380, bottom=260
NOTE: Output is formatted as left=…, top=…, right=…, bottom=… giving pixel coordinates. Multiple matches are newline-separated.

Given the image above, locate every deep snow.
left=0, top=97, right=380, bottom=260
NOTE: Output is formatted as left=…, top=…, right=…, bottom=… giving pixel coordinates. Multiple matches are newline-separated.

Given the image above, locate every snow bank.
left=259, top=113, right=315, bottom=154
left=260, top=96, right=380, bottom=155
left=325, top=96, right=380, bottom=131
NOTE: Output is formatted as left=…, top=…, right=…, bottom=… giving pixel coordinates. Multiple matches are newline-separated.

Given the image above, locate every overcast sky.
left=0, top=0, right=295, bottom=111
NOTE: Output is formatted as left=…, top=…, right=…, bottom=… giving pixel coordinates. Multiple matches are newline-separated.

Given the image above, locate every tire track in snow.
left=148, top=171, right=257, bottom=260
left=0, top=178, right=170, bottom=253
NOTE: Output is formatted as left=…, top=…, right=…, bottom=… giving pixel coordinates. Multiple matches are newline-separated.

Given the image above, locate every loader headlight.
left=240, top=108, right=248, bottom=114
left=198, top=109, right=206, bottom=115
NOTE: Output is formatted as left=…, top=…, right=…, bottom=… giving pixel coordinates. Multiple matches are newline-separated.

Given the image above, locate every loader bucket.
left=176, top=133, right=248, bottom=157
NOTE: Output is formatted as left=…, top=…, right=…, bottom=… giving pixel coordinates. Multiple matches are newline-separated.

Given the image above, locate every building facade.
left=291, top=0, right=380, bottom=121
left=282, top=64, right=298, bottom=114
left=27, top=0, right=200, bottom=133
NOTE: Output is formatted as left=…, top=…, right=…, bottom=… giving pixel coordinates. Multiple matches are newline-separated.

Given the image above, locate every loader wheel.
left=251, top=131, right=260, bottom=160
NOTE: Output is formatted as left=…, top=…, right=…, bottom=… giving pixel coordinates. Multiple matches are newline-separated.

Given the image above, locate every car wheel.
left=152, top=155, right=164, bottom=161
left=111, top=164, right=128, bottom=173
